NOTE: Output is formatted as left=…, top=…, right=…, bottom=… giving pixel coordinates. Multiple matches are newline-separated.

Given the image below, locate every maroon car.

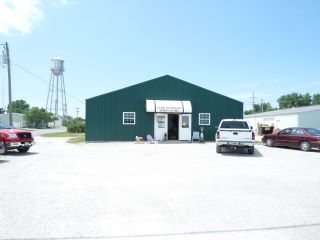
left=262, top=127, right=320, bottom=151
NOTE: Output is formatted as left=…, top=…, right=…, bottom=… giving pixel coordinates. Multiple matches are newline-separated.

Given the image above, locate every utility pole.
left=75, top=107, right=79, bottom=118
left=1, top=42, right=13, bottom=126
left=250, top=91, right=257, bottom=113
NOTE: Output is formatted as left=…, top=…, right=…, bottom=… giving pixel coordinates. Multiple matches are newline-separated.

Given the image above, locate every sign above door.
left=146, top=100, right=192, bottom=113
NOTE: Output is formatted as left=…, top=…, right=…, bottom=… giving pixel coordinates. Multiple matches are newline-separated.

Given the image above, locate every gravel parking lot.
left=0, top=133, right=320, bottom=240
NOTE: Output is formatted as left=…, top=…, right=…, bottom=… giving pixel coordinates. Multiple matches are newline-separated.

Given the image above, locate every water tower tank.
left=51, top=56, right=64, bottom=76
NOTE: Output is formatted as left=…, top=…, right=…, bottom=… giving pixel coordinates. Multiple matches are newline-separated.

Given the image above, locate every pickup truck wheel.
left=216, top=145, right=221, bottom=153
left=300, top=141, right=311, bottom=151
left=266, top=138, right=274, bottom=147
left=3, top=147, right=8, bottom=154
left=18, top=146, right=30, bottom=153
left=248, top=147, right=254, bottom=154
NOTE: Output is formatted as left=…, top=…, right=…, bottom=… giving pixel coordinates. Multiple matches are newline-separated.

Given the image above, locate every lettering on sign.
left=156, top=106, right=182, bottom=113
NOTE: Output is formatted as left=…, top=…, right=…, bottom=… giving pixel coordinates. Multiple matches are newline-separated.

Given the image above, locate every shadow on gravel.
left=3, top=151, right=38, bottom=157
left=266, top=146, right=320, bottom=153
left=218, top=147, right=263, bottom=157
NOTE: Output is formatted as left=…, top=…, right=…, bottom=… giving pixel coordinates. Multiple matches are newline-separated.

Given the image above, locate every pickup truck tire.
left=3, top=147, right=8, bottom=154
left=18, top=146, right=30, bottom=153
left=248, top=147, right=254, bottom=154
left=265, top=138, right=274, bottom=147
left=216, top=145, right=221, bottom=153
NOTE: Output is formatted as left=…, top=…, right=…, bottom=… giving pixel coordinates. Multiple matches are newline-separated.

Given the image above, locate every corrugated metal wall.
left=86, top=75, right=243, bottom=141
left=299, top=110, right=320, bottom=128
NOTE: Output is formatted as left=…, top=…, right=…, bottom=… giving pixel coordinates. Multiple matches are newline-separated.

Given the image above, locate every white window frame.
left=123, top=112, right=136, bottom=125
left=199, top=113, right=210, bottom=125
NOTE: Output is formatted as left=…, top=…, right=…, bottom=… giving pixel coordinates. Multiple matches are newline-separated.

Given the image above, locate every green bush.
left=66, top=119, right=85, bottom=133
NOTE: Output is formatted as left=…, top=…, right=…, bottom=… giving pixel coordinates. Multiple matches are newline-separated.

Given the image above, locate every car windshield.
left=0, top=122, right=14, bottom=129
left=305, top=128, right=320, bottom=135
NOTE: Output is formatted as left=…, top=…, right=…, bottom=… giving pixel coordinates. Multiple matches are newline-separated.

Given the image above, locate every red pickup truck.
left=0, top=136, right=4, bottom=154
left=0, top=122, right=34, bottom=153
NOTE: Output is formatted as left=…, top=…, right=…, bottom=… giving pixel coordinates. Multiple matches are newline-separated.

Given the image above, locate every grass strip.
left=42, top=132, right=85, bottom=143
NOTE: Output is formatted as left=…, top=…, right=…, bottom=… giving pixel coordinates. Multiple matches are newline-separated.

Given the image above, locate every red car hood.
left=0, top=129, right=32, bottom=134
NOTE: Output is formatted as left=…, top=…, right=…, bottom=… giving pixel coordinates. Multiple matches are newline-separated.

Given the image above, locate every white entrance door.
left=179, top=114, right=191, bottom=140
left=154, top=113, right=167, bottom=141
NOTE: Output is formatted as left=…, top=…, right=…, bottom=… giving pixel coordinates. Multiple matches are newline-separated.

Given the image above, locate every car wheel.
left=248, top=147, right=254, bottom=154
left=18, top=146, right=30, bottom=153
left=266, top=138, right=274, bottom=147
left=300, top=141, right=311, bottom=151
left=216, top=145, right=221, bottom=153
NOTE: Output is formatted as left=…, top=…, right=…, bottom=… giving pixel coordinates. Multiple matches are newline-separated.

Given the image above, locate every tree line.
left=0, top=99, right=59, bottom=127
left=244, top=92, right=320, bottom=115
left=1, top=94, right=319, bottom=122
left=0, top=100, right=84, bottom=132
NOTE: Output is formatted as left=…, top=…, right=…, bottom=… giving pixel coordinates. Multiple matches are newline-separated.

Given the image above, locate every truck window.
left=220, top=121, right=249, bottom=129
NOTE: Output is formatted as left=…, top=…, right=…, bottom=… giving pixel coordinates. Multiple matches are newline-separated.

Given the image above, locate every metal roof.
left=244, top=105, right=320, bottom=118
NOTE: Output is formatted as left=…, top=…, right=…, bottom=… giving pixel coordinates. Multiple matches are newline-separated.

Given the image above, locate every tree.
left=0, top=108, right=5, bottom=114
left=244, top=102, right=274, bottom=115
left=277, top=92, right=312, bottom=109
left=24, top=107, right=54, bottom=128
left=66, top=119, right=85, bottom=133
left=312, top=93, right=320, bottom=105
left=302, top=93, right=312, bottom=106
left=260, top=102, right=274, bottom=112
left=11, top=99, right=30, bottom=113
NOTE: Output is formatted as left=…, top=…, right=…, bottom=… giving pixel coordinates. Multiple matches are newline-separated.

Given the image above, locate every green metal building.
left=85, top=75, right=243, bottom=142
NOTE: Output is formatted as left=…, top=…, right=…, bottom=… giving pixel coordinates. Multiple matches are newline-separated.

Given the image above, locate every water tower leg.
left=55, top=75, right=59, bottom=117
left=46, top=74, right=54, bottom=113
left=61, top=74, right=68, bottom=118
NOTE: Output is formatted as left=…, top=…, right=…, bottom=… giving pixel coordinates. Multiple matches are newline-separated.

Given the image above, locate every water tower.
left=46, top=56, right=68, bottom=118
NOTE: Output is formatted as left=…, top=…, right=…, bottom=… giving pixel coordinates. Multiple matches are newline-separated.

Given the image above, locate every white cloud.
left=49, top=0, right=75, bottom=8
left=0, top=0, right=73, bottom=35
left=56, top=0, right=74, bottom=5
left=0, top=0, right=44, bottom=35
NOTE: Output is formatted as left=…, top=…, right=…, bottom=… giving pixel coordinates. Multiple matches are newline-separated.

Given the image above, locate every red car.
left=262, top=127, right=320, bottom=151
left=0, top=122, right=34, bottom=153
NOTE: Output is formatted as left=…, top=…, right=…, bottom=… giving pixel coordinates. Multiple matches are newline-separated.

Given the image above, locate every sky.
left=1, top=0, right=320, bottom=118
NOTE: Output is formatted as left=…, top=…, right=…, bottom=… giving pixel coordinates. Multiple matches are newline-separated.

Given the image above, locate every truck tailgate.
left=219, top=129, right=253, bottom=141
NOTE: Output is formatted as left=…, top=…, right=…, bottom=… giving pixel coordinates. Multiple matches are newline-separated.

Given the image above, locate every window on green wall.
left=123, top=112, right=135, bottom=125
left=199, top=113, right=210, bottom=125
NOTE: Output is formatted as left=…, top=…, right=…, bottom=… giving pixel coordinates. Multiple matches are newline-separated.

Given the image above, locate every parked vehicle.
left=215, top=119, right=255, bottom=154
left=0, top=135, right=4, bottom=154
left=0, top=122, right=34, bottom=153
left=262, top=127, right=320, bottom=151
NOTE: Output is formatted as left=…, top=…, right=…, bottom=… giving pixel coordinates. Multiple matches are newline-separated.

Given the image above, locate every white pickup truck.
left=215, top=119, right=255, bottom=154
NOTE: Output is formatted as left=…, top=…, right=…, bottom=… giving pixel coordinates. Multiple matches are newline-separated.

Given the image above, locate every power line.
left=11, top=61, right=85, bottom=105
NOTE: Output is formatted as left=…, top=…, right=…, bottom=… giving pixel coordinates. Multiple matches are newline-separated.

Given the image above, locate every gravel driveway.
left=0, top=132, right=320, bottom=240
